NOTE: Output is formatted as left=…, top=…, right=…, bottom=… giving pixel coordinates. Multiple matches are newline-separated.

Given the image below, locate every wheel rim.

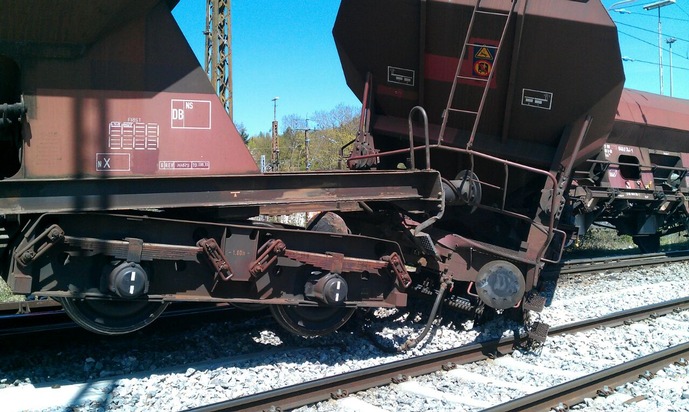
left=270, top=304, right=355, bottom=337
left=58, top=298, right=168, bottom=335
left=271, top=212, right=355, bottom=337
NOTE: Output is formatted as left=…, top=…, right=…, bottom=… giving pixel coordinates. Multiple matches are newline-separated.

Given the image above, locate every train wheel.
left=269, top=305, right=355, bottom=337
left=58, top=298, right=168, bottom=335
left=271, top=211, right=354, bottom=337
left=632, top=234, right=660, bottom=253
left=306, top=211, right=351, bottom=234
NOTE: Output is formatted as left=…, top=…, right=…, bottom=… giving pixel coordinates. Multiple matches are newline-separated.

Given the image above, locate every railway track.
left=1, top=251, right=686, bottom=411
left=542, top=248, right=689, bottom=277
left=484, top=342, right=689, bottom=411
left=186, top=296, right=689, bottom=412
left=0, top=299, right=241, bottom=337
left=0, top=299, right=71, bottom=337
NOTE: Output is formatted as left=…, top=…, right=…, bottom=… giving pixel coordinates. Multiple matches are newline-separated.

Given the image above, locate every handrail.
left=349, top=141, right=561, bottom=262
left=407, top=106, right=431, bottom=170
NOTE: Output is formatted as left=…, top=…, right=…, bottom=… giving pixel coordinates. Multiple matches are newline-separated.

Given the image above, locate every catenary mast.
left=205, top=0, right=232, bottom=117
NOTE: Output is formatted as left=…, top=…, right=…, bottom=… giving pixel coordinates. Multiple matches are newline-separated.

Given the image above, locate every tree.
left=235, top=122, right=250, bottom=144
left=308, top=104, right=360, bottom=170
left=246, top=131, right=272, bottom=170
left=245, top=103, right=361, bottom=172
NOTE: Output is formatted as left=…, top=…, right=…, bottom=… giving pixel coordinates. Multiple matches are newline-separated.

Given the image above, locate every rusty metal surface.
left=2, top=1, right=257, bottom=179
left=610, top=89, right=689, bottom=153
left=0, top=1, right=171, bottom=48
left=0, top=170, right=442, bottom=215
left=591, top=143, right=656, bottom=191
left=13, top=212, right=412, bottom=308
left=333, top=0, right=624, bottom=168
left=332, top=0, right=630, bottom=300
left=616, top=89, right=689, bottom=131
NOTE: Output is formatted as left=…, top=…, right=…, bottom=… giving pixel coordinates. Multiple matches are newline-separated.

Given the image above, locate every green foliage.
left=572, top=227, right=633, bottom=251
left=246, top=104, right=359, bottom=171
left=247, top=131, right=273, bottom=169
left=566, top=226, right=689, bottom=258
left=235, top=122, right=250, bottom=144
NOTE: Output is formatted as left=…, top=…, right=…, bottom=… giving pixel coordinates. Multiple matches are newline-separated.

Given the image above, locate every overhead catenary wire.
left=615, top=21, right=689, bottom=44
left=617, top=30, right=689, bottom=70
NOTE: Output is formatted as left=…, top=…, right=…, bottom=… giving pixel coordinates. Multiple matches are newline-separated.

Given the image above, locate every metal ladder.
left=437, top=0, right=517, bottom=149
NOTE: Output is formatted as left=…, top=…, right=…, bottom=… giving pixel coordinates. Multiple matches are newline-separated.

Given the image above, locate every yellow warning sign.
left=475, top=47, right=494, bottom=60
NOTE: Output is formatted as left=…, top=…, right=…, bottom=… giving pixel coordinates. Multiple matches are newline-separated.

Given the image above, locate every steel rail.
left=0, top=298, right=61, bottom=314
left=186, top=296, right=689, bottom=412
left=0, top=301, right=238, bottom=337
left=549, top=296, right=689, bottom=336
left=484, top=341, right=689, bottom=412
left=188, top=337, right=518, bottom=412
left=542, top=249, right=689, bottom=278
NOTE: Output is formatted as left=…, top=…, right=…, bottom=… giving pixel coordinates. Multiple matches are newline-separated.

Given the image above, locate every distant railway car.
left=570, top=89, right=689, bottom=252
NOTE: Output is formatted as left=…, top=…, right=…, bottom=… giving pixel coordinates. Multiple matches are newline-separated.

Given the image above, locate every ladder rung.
left=476, top=10, right=510, bottom=17
left=438, top=0, right=517, bottom=145
left=466, top=42, right=498, bottom=48
left=448, top=108, right=479, bottom=115
left=457, top=75, right=489, bottom=82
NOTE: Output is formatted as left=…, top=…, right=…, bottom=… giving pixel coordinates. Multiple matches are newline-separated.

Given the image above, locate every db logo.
left=172, top=108, right=185, bottom=120
left=171, top=99, right=211, bottom=129
left=172, top=102, right=194, bottom=120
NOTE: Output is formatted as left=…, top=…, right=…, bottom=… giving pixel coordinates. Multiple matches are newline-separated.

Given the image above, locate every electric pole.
left=297, top=119, right=311, bottom=171
left=205, top=0, right=232, bottom=116
left=271, top=97, right=280, bottom=171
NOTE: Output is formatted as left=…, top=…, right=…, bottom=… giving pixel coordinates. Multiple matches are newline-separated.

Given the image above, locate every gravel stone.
left=2, top=261, right=689, bottom=411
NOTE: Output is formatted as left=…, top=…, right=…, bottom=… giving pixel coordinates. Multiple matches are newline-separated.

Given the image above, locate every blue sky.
left=173, top=0, right=689, bottom=136
left=172, top=0, right=358, bottom=136
left=605, top=0, right=689, bottom=98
